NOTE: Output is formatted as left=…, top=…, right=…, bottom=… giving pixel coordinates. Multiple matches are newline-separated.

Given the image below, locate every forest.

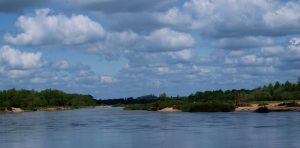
left=123, top=79, right=300, bottom=112
left=1, top=79, right=300, bottom=112
left=0, top=89, right=96, bottom=110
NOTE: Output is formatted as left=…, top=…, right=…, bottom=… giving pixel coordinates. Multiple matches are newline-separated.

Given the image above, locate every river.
left=1, top=107, right=300, bottom=148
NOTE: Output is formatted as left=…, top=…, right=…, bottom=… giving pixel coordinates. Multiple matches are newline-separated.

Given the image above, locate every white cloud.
left=4, top=8, right=105, bottom=46
left=83, top=28, right=195, bottom=56
left=0, top=45, right=44, bottom=69
left=261, top=46, right=285, bottom=55
left=288, top=37, right=300, bottom=54
left=99, top=75, right=115, bottom=84
left=263, top=2, right=300, bottom=30
left=158, top=0, right=300, bottom=37
left=1, top=2, right=300, bottom=98
left=168, top=49, right=193, bottom=61
left=145, top=28, right=195, bottom=51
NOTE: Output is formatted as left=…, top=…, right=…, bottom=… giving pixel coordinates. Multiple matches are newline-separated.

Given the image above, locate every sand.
left=235, top=102, right=300, bottom=112
left=235, top=104, right=259, bottom=112
left=158, top=107, right=181, bottom=112
left=1, top=107, right=24, bottom=113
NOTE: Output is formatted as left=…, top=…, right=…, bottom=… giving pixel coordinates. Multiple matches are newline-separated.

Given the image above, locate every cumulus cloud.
left=0, top=46, right=119, bottom=96
left=4, top=9, right=195, bottom=57
left=1, top=1, right=300, bottom=98
left=99, top=75, right=116, bottom=84
left=83, top=27, right=195, bottom=58
left=288, top=37, right=300, bottom=54
left=4, top=8, right=105, bottom=46
left=0, top=45, right=44, bottom=69
left=145, top=28, right=195, bottom=51
left=158, top=0, right=300, bottom=37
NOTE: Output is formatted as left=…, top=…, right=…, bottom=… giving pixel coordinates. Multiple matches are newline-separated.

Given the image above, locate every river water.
left=0, top=107, right=300, bottom=148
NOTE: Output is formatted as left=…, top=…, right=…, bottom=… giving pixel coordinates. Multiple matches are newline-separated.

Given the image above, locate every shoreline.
left=235, top=101, right=300, bottom=112
left=0, top=105, right=113, bottom=113
left=0, top=106, right=72, bottom=113
left=127, top=101, right=300, bottom=113
left=158, top=107, right=181, bottom=112
left=1, top=102, right=300, bottom=113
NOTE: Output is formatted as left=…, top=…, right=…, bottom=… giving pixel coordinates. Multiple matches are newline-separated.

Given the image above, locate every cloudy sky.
left=0, top=0, right=300, bottom=98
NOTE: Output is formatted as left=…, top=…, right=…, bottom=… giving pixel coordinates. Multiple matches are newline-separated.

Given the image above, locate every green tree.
left=284, top=81, right=292, bottom=91
left=274, top=81, right=281, bottom=89
left=159, top=93, right=169, bottom=101
left=297, top=77, right=300, bottom=89
left=267, top=83, right=274, bottom=96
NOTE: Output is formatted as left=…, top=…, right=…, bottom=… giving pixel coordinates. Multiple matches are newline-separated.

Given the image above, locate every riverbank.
left=235, top=101, right=300, bottom=112
left=0, top=106, right=86, bottom=113
left=0, top=107, right=24, bottom=113
left=2, top=101, right=300, bottom=113
left=158, top=107, right=181, bottom=112
left=0, top=105, right=114, bottom=113
left=95, top=105, right=113, bottom=108
left=125, top=100, right=300, bottom=113
left=0, top=107, right=72, bottom=113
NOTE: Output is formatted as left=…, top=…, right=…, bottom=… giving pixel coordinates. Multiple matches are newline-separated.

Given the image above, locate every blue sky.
left=0, top=0, right=300, bottom=98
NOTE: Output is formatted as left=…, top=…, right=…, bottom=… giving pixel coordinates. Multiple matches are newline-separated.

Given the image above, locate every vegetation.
left=0, top=89, right=96, bottom=111
left=255, top=106, right=270, bottom=113
left=96, top=95, right=158, bottom=106
left=2, top=78, right=300, bottom=112
left=123, top=78, right=300, bottom=112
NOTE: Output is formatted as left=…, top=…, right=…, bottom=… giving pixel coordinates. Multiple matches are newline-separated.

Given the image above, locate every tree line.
left=124, top=79, right=300, bottom=112
left=1, top=78, right=300, bottom=111
left=0, top=89, right=96, bottom=110
left=96, top=95, right=158, bottom=105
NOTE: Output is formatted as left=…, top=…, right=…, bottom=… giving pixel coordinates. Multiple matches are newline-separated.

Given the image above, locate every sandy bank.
left=235, top=104, right=259, bottom=112
left=158, top=107, right=181, bottom=112
left=235, top=102, right=300, bottom=112
left=38, top=107, right=70, bottom=111
left=0, top=107, right=24, bottom=113
left=0, top=107, right=72, bottom=113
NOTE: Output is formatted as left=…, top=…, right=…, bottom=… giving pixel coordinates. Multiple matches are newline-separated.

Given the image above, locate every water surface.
left=1, top=108, right=300, bottom=148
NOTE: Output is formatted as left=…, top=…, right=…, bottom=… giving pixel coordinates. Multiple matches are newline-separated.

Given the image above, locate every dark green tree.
left=274, top=81, right=281, bottom=89
left=159, top=93, right=169, bottom=101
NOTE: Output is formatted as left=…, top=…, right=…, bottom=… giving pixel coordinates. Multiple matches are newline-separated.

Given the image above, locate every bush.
left=255, top=106, right=269, bottom=113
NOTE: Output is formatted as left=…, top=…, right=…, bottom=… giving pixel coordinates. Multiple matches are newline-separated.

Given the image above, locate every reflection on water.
left=1, top=107, right=300, bottom=148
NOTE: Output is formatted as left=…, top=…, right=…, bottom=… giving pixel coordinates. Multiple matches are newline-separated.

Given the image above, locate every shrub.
left=255, top=106, right=269, bottom=113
